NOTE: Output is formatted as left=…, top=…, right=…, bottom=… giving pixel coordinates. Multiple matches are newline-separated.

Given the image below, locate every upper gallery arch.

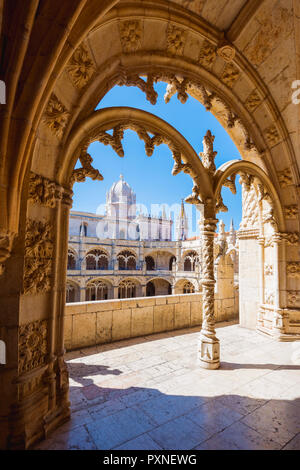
left=32, top=0, right=299, bottom=205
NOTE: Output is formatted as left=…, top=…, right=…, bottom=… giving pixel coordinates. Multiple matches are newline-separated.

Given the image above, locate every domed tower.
left=104, top=175, right=138, bottom=240
left=106, top=174, right=136, bottom=220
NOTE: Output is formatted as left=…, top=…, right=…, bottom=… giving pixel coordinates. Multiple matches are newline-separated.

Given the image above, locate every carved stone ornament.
left=199, top=130, right=217, bottom=176
left=265, top=290, right=274, bottom=305
left=216, top=194, right=228, bottom=214
left=287, top=291, right=300, bottom=306
left=265, top=125, right=281, bottom=147
left=28, top=172, right=63, bottom=208
left=245, top=89, right=262, bottom=113
left=217, top=42, right=235, bottom=62
left=198, top=39, right=217, bottom=68
left=19, top=320, right=48, bottom=373
left=221, top=63, right=240, bottom=88
left=265, top=264, right=273, bottom=276
left=282, top=232, right=300, bottom=246
left=71, top=150, right=104, bottom=185
left=277, top=168, right=293, bottom=188
left=23, top=219, right=54, bottom=294
left=0, top=229, right=16, bottom=276
left=67, top=43, right=96, bottom=89
left=166, top=25, right=187, bottom=56
left=43, top=93, right=70, bottom=138
left=284, top=205, right=298, bottom=219
left=116, top=70, right=158, bottom=105
left=287, top=262, right=300, bottom=278
left=76, top=121, right=186, bottom=182
left=119, top=20, right=142, bottom=53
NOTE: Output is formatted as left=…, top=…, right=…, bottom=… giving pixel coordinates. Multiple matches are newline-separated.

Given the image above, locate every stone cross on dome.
left=120, top=174, right=124, bottom=180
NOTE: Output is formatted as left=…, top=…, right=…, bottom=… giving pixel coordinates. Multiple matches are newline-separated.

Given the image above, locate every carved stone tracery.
left=23, top=219, right=54, bottom=295
left=19, top=320, right=48, bottom=374
left=0, top=230, right=16, bottom=276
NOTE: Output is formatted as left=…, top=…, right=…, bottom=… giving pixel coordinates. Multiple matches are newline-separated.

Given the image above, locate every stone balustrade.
left=64, top=292, right=238, bottom=350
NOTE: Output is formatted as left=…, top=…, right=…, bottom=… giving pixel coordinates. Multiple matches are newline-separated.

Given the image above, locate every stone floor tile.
left=133, top=393, right=209, bottom=426
left=282, top=433, right=300, bottom=450
left=184, top=400, right=243, bottom=434
left=113, top=433, right=162, bottom=450
left=148, top=415, right=210, bottom=450
left=214, top=394, right=268, bottom=416
left=85, top=406, right=156, bottom=449
left=241, top=400, right=300, bottom=447
left=195, top=421, right=281, bottom=450
left=34, top=425, right=97, bottom=450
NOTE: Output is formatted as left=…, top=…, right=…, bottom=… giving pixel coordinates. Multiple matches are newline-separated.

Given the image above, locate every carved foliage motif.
left=287, top=262, right=300, bottom=278
left=199, top=130, right=217, bottom=175
left=166, top=25, right=187, bottom=55
left=19, top=320, right=48, bottom=373
left=277, top=169, right=293, bottom=188
left=245, top=89, right=262, bottom=113
left=0, top=230, right=16, bottom=276
left=287, top=291, right=300, bottom=306
left=43, top=94, right=70, bottom=138
left=221, top=63, right=240, bottom=88
left=198, top=39, right=217, bottom=68
left=244, top=7, right=293, bottom=66
left=23, top=219, right=53, bottom=294
left=67, top=43, right=96, bottom=89
left=282, top=232, right=300, bottom=246
left=119, top=20, right=142, bottom=53
left=265, top=125, right=280, bottom=147
left=284, top=205, right=298, bottom=219
left=28, top=172, right=63, bottom=208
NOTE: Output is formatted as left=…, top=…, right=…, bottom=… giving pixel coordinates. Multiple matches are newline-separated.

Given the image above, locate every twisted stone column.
left=198, top=218, right=220, bottom=369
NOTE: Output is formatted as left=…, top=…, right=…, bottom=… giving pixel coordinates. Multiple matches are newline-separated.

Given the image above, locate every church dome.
left=108, top=174, right=134, bottom=202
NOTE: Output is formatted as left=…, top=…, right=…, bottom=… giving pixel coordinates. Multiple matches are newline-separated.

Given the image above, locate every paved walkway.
left=35, top=322, right=300, bottom=450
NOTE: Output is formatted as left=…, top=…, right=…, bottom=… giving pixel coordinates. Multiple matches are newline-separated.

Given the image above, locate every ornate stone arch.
left=2, top=0, right=300, bottom=450
left=66, top=279, right=80, bottom=303
left=86, top=277, right=112, bottom=301
left=174, top=278, right=197, bottom=294
left=85, top=249, right=109, bottom=270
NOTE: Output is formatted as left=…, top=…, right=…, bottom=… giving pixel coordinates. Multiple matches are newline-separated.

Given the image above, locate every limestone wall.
left=64, top=293, right=238, bottom=350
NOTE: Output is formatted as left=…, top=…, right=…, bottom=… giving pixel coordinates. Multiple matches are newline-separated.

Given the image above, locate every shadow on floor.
left=33, top=381, right=300, bottom=451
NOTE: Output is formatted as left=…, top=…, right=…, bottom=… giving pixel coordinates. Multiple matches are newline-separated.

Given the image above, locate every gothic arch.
left=1, top=0, right=300, bottom=450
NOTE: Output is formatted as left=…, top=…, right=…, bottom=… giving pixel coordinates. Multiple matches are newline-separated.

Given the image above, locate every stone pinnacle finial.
left=120, top=174, right=124, bottom=180
left=200, top=130, right=217, bottom=175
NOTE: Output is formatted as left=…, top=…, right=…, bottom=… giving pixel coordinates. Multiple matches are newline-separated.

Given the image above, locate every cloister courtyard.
left=34, top=321, right=300, bottom=450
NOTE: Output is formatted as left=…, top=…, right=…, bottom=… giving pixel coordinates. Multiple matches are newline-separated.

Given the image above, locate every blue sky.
left=72, top=81, right=242, bottom=234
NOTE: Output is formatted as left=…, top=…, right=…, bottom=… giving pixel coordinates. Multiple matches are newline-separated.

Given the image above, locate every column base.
left=198, top=337, right=220, bottom=370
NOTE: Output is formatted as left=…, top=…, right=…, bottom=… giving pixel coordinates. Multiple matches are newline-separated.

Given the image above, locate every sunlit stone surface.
left=34, top=322, right=300, bottom=450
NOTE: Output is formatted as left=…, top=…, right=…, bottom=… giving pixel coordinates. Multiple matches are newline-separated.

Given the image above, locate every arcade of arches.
left=0, top=0, right=300, bottom=450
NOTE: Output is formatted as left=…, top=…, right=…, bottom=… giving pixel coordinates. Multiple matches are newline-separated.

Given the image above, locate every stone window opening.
left=118, top=250, right=137, bottom=270
left=86, top=280, right=109, bottom=301
left=118, top=279, right=137, bottom=298
left=86, top=250, right=109, bottom=270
